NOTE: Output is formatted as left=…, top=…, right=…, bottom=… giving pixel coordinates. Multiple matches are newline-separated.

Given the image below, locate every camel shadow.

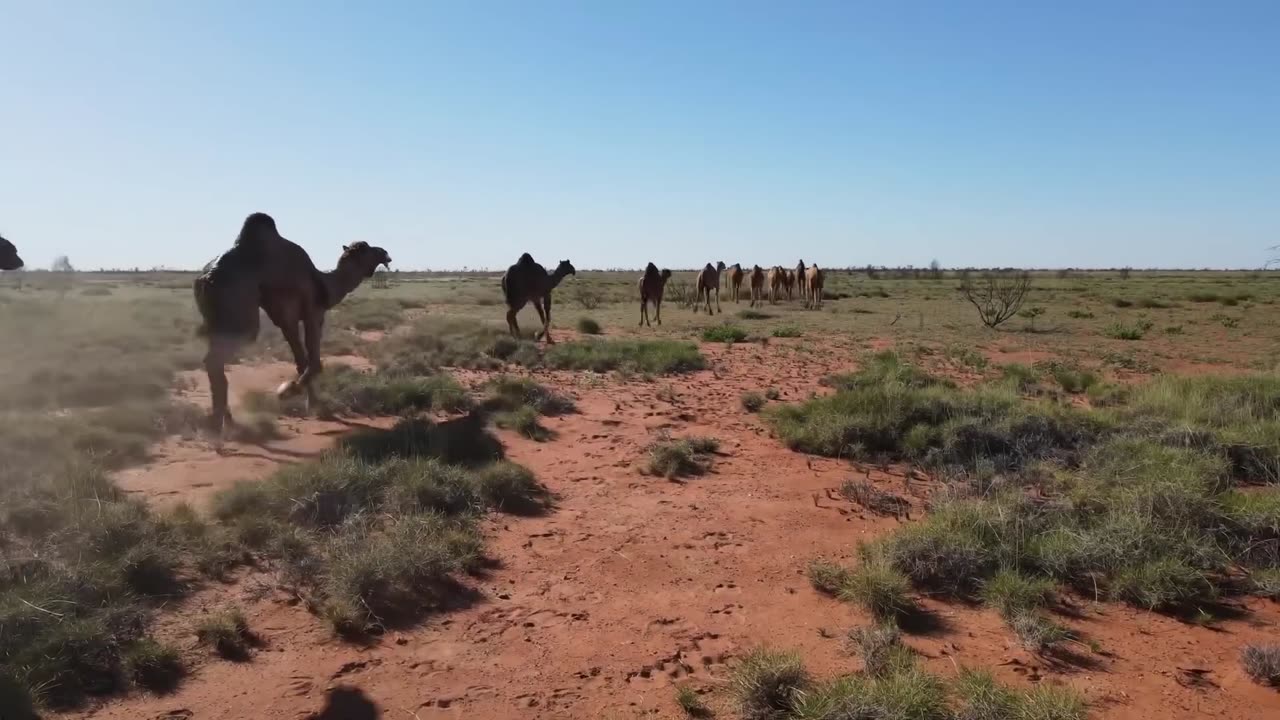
left=308, top=686, right=380, bottom=720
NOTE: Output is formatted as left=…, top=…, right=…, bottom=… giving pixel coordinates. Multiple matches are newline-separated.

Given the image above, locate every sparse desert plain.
left=3, top=267, right=1280, bottom=719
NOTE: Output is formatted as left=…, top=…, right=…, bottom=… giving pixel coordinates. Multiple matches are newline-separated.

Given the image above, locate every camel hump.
left=235, top=212, right=279, bottom=247
left=517, top=252, right=535, bottom=266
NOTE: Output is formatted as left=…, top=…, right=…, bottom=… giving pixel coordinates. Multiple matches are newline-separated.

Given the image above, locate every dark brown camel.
left=805, top=264, right=825, bottom=309
left=693, top=262, right=722, bottom=315
left=638, top=262, right=673, bottom=327
left=195, top=213, right=390, bottom=435
left=796, top=259, right=807, bottom=299
left=501, top=254, right=576, bottom=343
left=749, top=265, right=766, bottom=307
left=727, top=263, right=745, bottom=303
left=0, top=234, right=22, bottom=271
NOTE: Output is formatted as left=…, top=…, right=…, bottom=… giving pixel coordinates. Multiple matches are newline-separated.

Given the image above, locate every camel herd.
left=2, top=217, right=830, bottom=435
left=637, top=259, right=826, bottom=325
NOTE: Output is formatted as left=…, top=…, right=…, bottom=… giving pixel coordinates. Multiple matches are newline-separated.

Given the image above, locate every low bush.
left=309, top=365, right=470, bottom=416
left=741, top=392, right=766, bottom=412
left=702, top=324, right=749, bottom=343
left=772, top=325, right=803, bottom=338
left=846, top=623, right=915, bottom=678
left=732, top=648, right=809, bottom=719
left=545, top=339, right=705, bottom=374
left=195, top=608, right=252, bottom=660
left=124, top=639, right=184, bottom=692
left=647, top=436, right=719, bottom=479
left=576, top=317, right=602, bottom=335
left=1241, top=644, right=1280, bottom=686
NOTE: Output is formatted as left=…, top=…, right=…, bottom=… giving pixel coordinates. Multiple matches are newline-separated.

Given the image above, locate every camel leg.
left=541, top=294, right=555, bottom=344
left=655, top=296, right=663, bottom=325
left=286, top=312, right=324, bottom=411
left=714, top=286, right=721, bottom=314
left=506, top=305, right=521, bottom=338
left=640, top=298, right=648, bottom=327
left=204, top=336, right=237, bottom=437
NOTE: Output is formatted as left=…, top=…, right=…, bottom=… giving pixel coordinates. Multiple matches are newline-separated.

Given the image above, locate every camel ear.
left=343, top=244, right=350, bottom=252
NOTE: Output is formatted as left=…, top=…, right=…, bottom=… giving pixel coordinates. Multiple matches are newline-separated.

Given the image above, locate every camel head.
left=661, top=268, right=672, bottom=280
left=340, top=241, right=392, bottom=278
left=716, top=261, right=726, bottom=273
left=554, top=259, right=576, bottom=278
left=0, top=235, right=22, bottom=271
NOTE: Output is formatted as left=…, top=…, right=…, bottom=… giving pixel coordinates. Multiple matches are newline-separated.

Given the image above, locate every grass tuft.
left=702, top=324, right=749, bottom=343
left=1241, top=644, right=1280, bottom=686
left=195, top=608, right=252, bottom=660
left=124, top=639, right=184, bottom=693
left=732, top=648, right=809, bottom=719
left=675, top=684, right=712, bottom=717
left=647, top=436, right=719, bottom=479
left=741, top=392, right=766, bottom=412
left=576, top=317, right=602, bottom=335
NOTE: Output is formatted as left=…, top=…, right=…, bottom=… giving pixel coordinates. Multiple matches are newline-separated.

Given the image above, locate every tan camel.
left=784, top=269, right=796, bottom=300
left=796, top=259, right=807, bottom=299
left=638, top=262, right=673, bottom=327
left=749, top=265, right=766, bottom=307
left=693, top=262, right=723, bottom=315
left=501, top=253, right=576, bottom=343
left=805, top=264, right=825, bottom=309
left=727, top=263, right=745, bottom=303
left=195, top=213, right=391, bottom=435
left=0, top=234, right=22, bottom=270
left=767, top=266, right=785, bottom=304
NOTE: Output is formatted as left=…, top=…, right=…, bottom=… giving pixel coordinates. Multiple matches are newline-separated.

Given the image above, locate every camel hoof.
left=276, top=380, right=300, bottom=398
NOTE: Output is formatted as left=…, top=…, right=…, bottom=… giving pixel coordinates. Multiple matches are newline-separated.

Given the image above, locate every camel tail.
left=193, top=276, right=214, bottom=338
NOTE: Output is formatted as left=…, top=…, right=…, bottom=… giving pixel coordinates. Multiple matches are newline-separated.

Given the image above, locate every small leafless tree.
left=960, top=271, right=1032, bottom=328
left=1119, top=266, right=1132, bottom=280
left=666, top=279, right=695, bottom=309
left=929, top=259, right=942, bottom=280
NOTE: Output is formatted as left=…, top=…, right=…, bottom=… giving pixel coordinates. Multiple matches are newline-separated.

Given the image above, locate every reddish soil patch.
left=84, top=340, right=1280, bottom=719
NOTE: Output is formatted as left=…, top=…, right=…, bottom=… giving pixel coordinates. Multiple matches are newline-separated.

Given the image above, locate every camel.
left=805, top=264, right=825, bottom=309
left=727, top=263, right=745, bottom=303
left=195, top=213, right=391, bottom=435
left=693, top=262, right=723, bottom=315
left=638, top=262, right=673, bottom=327
left=501, top=254, right=576, bottom=343
left=796, top=259, right=807, bottom=299
left=784, top=269, right=796, bottom=300
left=749, top=265, right=766, bottom=307
left=767, top=266, right=785, bottom=304
left=0, top=235, right=22, bottom=270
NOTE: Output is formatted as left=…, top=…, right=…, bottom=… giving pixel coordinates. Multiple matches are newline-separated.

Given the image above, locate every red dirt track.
left=86, top=340, right=1280, bottom=720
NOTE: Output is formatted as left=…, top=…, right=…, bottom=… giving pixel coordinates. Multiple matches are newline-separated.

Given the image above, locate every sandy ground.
left=87, top=339, right=1280, bottom=720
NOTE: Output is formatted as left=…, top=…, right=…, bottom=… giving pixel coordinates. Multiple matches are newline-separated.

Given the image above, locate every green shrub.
left=196, top=608, right=252, bottom=659
left=1104, top=321, right=1145, bottom=340
left=999, top=364, right=1040, bottom=392
left=1109, top=557, right=1215, bottom=610
left=738, top=309, right=773, bottom=320
left=1047, top=364, right=1099, bottom=394
left=980, top=569, right=1054, bottom=618
left=1008, top=610, right=1071, bottom=653
left=1066, top=309, right=1094, bottom=319
left=576, top=317, right=602, bottom=335
left=952, top=668, right=1020, bottom=720
left=702, top=324, right=749, bottom=343
left=741, top=392, right=766, bottom=412
left=124, top=639, right=184, bottom=693
left=483, top=376, right=575, bottom=416
left=312, top=365, right=470, bottom=416
left=838, top=557, right=914, bottom=620
left=772, top=325, right=803, bottom=338
left=847, top=623, right=915, bottom=677
left=1020, top=684, right=1088, bottom=720
left=544, top=339, right=705, bottom=374
left=807, top=558, right=854, bottom=596
left=731, top=648, right=809, bottom=719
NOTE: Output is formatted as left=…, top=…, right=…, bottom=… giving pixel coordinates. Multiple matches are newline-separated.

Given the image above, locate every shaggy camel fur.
left=502, top=254, right=576, bottom=343
left=727, top=263, right=745, bottom=303
left=796, top=259, right=807, bottom=299
left=767, top=266, right=785, bottom=304
left=0, top=235, right=22, bottom=270
left=805, top=264, right=825, bottom=309
left=638, top=262, right=673, bottom=327
left=195, top=214, right=391, bottom=435
left=693, top=262, right=723, bottom=315
left=749, top=265, right=766, bottom=307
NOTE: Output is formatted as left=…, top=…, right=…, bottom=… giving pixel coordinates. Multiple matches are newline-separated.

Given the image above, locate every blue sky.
left=2, top=1, right=1276, bottom=271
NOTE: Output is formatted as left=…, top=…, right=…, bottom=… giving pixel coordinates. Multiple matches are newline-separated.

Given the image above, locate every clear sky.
left=2, top=1, right=1277, bottom=271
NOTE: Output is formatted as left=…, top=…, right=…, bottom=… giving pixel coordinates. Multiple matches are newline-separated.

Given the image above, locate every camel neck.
left=322, top=262, right=369, bottom=308
left=547, top=267, right=571, bottom=289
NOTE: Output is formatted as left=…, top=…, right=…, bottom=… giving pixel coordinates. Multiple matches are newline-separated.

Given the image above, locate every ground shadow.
left=340, top=413, right=505, bottom=466
left=308, top=686, right=380, bottom=720
left=897, top=604, right=951, bottom=636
